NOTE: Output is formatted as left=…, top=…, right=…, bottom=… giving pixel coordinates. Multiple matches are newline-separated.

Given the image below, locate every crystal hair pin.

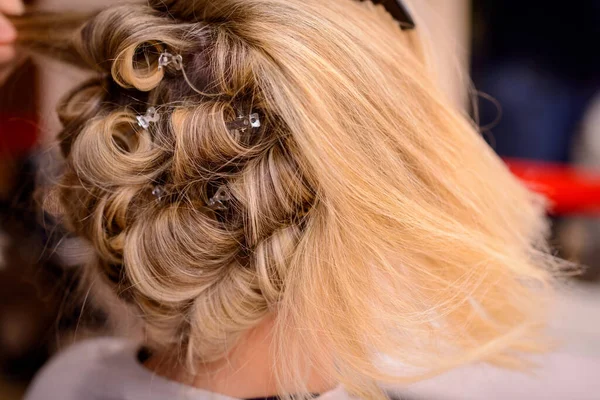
left=207, top=186, right=232, bottom=211
left=226, top=112, right=261, bottom=132
left=137, top=107, right=160, bottom=130
left=157, top=50, right=212, bottom=98
left=158, top=51, right=183, bottom=71
left=152, top=185, right=167, bottom=201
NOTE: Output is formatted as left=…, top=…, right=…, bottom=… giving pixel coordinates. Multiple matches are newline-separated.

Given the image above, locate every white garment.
left=24, top=338, right=354, bottom=400
left=26, top=336, right=600, bottom=400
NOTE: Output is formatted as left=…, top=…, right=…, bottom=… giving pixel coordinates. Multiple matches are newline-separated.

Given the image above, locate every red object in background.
left=0, top=61, right=39, bottom=159
left=506, top=158, right=600, bottom=215
left=0, top=113, right=38, bottom=157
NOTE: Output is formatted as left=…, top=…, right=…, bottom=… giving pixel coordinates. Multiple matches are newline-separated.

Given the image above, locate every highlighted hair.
left=15, top=0, right=561, bottom=398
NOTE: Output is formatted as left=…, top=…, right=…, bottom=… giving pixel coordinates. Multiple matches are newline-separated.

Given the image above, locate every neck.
left=145, top=316, right=337, bottom=398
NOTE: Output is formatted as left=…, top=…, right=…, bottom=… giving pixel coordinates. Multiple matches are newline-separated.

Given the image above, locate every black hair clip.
left=371, top=0, right=415, bottom=30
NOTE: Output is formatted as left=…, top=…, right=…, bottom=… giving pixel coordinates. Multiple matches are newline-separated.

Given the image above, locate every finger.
left=0, top=13, right=17, bottom=44
left=0, top=0, right=24, bottom=15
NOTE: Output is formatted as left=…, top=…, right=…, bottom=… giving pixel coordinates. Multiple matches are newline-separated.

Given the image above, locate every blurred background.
left=1, top=0, right=600, bottom=399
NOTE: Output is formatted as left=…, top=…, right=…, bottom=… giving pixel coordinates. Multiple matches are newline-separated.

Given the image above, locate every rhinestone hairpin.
left=152, top=185, right=167, bottom=201
left=158, top=51, right=183, bottom=71
left=226, top=112, right=261, bottom=132
left=137, top=107, right=160, bottom=130
left=207, top=186, right=231, bottom=211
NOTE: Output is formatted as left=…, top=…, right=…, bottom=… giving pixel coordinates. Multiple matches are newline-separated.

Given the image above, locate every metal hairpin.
left=158, top=51, right=183, bottom=71
left=207, top=186, right=232, bottom=211
left=137, top=107, right=160, bottom=130
left=226, top=112, right=261, bottom=132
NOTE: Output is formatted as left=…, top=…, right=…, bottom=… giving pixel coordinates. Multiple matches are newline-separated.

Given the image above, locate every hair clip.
left=371, top=0, right=415, bottom=30
left=158, top=51, right=183, bottom=71
left=226, top=112, right=261, bottom=132
left=207, top=186, right=231, bottom=211
left=152, top=185, right=167, bottom=201
left=137, top=107, right=160, bottom=130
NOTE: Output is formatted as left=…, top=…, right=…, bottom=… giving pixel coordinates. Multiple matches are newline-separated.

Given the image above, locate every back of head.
left=16, top=0, right=560, bottom=398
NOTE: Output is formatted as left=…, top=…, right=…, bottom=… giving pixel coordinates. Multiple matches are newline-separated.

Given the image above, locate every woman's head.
left=17, top=0, right=559, bottom=398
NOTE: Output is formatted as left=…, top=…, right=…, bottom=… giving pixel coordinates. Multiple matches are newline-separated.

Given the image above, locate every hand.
left=0, top=0, right=24, bottom=84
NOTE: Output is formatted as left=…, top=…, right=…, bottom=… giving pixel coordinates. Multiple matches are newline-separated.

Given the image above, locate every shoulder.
left=24, top=337, right=139, bottom=400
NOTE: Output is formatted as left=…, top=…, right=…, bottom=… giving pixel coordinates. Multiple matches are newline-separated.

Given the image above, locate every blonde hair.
left=15, top=0, right=561, bottom=398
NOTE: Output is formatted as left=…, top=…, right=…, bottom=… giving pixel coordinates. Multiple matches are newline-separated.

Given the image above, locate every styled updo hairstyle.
left=16, top=0, right=561, bottom=398
left=55, top=0, right=316, bottom=364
